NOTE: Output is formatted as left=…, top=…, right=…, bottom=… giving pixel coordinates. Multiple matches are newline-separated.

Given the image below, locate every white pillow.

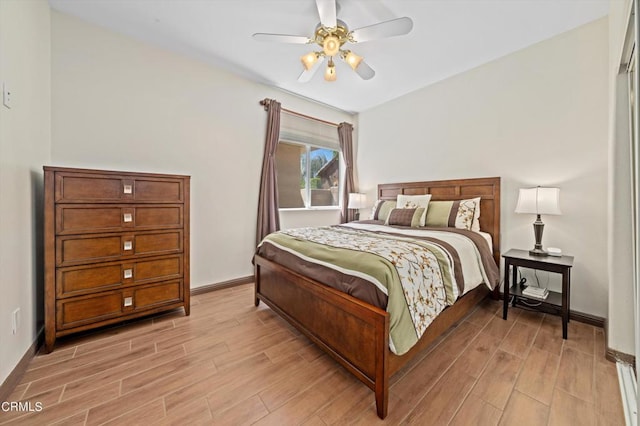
left=396, top=194, right=432, bottom=226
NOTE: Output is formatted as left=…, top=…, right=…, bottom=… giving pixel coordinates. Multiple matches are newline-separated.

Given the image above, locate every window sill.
left=279, top=207, right=341, bottom=212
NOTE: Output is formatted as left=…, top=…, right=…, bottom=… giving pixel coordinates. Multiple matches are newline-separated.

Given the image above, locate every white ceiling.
left=48, top=0, right=609, bottom=113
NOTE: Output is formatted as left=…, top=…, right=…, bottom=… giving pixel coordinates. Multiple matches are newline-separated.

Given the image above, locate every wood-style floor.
left=1, top=284, right=624, bottom=425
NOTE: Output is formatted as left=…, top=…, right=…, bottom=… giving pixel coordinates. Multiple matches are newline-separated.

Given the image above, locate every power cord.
left=516, top=271, right=542, bottom=307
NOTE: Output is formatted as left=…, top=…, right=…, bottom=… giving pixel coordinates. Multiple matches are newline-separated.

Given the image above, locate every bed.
left=253, top=177, right=501, bottom=419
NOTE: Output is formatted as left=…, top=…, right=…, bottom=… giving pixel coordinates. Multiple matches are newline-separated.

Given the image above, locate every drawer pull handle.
left=123, top=184, right=132, bottom=194
left=123, top=213, right=132, bottom=223
left=123, top=241, right=133, bottom=250
left=124, top=297, right=133, bottom=307
left=123, top=269, right=133, bottom=279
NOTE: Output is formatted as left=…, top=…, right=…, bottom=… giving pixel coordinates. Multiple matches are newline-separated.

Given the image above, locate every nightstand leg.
left=503, top=262, right=510, bottom=320
left=562, top=269, right=569, bottom=339
left=511, top=265, right=518, bottom=307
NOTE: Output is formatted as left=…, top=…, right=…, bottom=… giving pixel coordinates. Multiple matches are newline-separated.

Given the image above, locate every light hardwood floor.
left=1, top=284, right=624, bottom=425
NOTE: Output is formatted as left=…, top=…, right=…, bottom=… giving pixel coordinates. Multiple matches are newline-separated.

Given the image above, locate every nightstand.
left=502, top=249, right=574, bottom=339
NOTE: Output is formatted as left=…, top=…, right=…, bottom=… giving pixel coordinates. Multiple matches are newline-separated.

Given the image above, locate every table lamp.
left=348, top=193, right=367, bottom=221
left=515, top=186, right=561, bottom=256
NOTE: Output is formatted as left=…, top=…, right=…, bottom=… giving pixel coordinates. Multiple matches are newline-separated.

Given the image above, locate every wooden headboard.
left=378, top=177, right=501, bottom=264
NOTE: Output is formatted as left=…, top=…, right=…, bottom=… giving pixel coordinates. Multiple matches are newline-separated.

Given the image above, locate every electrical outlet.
left=3, top=82, right=11, bottom=108
left=12, top=308, right=20, bottom=334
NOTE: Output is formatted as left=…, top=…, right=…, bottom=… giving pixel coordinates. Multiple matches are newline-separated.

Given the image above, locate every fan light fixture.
left=324, top=58, right=337, bottom=81
left=343, top=50, right=362, bottom=70
left=253, top=0, right=414, bottom=82
left=302, top=21, right=354, bottom=82
left=322, top=35, right=340, bottom=56
left=301, top=52, right=319, bottom=71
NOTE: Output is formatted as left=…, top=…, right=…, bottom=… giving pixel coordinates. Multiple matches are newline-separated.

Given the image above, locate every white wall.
left=358, top=18, right=609, bottom=318
left=0, top=0, right=51, bottom=386
left=50, top=11, right=354, bottom=288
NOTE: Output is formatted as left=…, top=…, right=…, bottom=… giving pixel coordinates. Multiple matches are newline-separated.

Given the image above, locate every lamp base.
left=529, top=216, right=548, bottom=256
left=529, top=248, right=548, bottom=256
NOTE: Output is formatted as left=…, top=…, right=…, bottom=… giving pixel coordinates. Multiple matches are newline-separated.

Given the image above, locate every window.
left=276, top=142, right=340, bottom=208
left=276, top=113, right=341, bottom=209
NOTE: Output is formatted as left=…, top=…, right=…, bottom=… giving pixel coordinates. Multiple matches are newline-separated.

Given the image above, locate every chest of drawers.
left=44, top=167, right=190, bottom=352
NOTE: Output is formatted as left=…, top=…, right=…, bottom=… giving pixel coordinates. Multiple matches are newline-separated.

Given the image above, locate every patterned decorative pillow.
left=425, top=198, right=480, bottom=231
left=370, top=200, right=397, bottom=222
left=469, top=197, right=481, bottom=232
left=396, top=194, right=432, bottom=226
left=385, top=207, right=425, bottom=228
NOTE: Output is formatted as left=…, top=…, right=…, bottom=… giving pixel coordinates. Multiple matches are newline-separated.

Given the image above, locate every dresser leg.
left=44, top=334, right=55, bottom=354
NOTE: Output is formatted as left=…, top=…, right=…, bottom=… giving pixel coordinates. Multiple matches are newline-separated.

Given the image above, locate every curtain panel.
left=256, top=99, right=282, bottom=246
left=338, top=122, right=355, bottom=223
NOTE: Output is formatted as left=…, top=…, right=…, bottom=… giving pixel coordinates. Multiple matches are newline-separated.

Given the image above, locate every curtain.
left=256, top=99, right=281, bottom=246
left=338, top=122, right=355, bottom=223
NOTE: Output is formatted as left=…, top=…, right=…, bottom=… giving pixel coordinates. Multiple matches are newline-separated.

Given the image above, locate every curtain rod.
left=260, top=98, right=339, bottom=127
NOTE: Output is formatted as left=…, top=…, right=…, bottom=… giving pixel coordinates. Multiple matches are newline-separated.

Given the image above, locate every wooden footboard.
left=254, top=255, right=391, bottom=418
left=254, top=254, right=491, bottom=419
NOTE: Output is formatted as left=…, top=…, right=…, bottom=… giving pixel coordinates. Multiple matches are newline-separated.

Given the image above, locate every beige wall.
left=358, top=18, right=609, bottom=318
left=0, top=0, right=51, bottom=386
left=50, top=11, right=353, bottom=290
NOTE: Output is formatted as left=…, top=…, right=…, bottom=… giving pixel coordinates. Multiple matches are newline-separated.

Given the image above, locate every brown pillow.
left=385, top=208, right=425, bottom=228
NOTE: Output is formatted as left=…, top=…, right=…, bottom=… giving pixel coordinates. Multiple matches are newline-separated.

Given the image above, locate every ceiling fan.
left=253, top=0, right=413, bottom=82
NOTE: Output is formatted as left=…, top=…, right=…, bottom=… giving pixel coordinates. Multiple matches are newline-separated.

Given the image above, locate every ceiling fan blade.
left=354, top=60, right=375, bottom=80
left=298, top=56, right=326, bottom=82
left=315, top=0, right=337, bottom=28
left=252, top=33, right=311, bottom=44
left=350, top=17, right=413, bottom=43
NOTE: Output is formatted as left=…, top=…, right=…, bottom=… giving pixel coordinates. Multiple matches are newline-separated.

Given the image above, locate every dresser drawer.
left=56, top=280, right=184, bottom=330
left=56, top=230, right=183, bottom=266
left=57, top=291, right=124, bottom=330
left=56, top=205, right=183, bottom=234
left=56, top=255, right=183, bottom=298
left=133, top=280, right=182, bottom=310
left=55, top=172, right=184, bottom=203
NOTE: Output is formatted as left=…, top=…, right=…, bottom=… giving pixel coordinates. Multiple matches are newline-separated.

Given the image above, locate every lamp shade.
left=300, top=52, right=319, bottom=71
left=515, top=187, right=561, bottom=215
left=348, top=193, right=367, bottom=209
left=324, top=58, right=337, bottom=81
left=344, top=51, right=363, bottom=70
